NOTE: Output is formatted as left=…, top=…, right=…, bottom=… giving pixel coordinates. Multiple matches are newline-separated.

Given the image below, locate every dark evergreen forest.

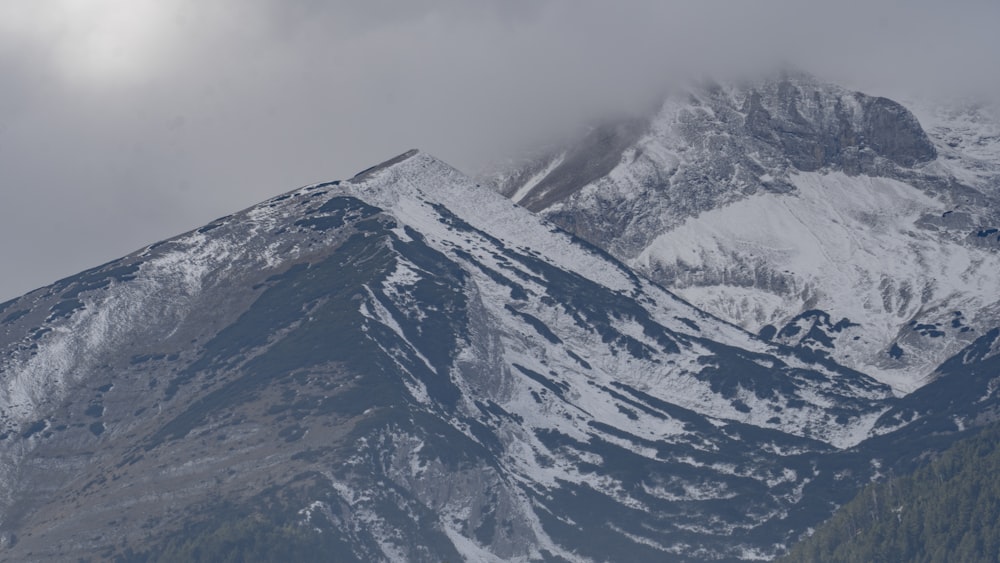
left=783, top=422, right=1000, bottom=562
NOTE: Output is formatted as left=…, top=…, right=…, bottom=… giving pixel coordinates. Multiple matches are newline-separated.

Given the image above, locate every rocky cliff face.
left=489, top=72, right=1000, bottom=394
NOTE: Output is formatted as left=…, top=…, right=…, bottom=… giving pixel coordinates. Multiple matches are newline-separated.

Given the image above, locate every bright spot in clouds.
left=0, top=0, right=172, bottom=85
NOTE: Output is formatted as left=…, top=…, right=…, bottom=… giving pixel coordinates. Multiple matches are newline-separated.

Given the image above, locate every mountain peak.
left=350, top=148, right=422, bottom=182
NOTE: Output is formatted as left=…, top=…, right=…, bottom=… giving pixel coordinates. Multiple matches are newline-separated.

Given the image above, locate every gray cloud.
left=1, top=0, right=998, bottom=300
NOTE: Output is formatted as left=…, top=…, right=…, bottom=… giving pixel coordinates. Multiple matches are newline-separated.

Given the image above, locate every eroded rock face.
left=488, top=73, right=1000, bottom=393
left=859, top=95, right=938, bottom=167
left=743, top=78, right=936, bottom=171
left=495, top=73, right=939, bottom=232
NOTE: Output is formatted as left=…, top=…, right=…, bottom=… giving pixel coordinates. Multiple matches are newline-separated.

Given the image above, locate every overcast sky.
left=1, top=0, right=998, bottom=301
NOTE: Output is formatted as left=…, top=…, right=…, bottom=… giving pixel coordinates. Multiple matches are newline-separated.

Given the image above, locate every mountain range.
left=1, top=72, right=999, bottom=561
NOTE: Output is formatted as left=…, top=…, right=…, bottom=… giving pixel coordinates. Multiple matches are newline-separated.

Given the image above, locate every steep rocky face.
left=497, top=72, right=939, bottom=225
left=3, top=150, right=994, bottom=561
left=489, top=73, right=1000, bottom=393
left=742, top=77, right=936, bottom=172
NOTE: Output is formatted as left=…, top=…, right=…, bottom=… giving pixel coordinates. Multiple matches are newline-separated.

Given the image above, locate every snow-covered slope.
left=635, top=171, right=1000, bottom=393
left=908, top=99, right=1000, bottom=183
left=489, top=73, right=1000, bottom=394
left=339, top=152, right=894, bottom=448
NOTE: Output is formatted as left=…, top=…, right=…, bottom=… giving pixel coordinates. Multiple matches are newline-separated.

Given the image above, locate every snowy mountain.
left=2, top=148, right=1000, bottom=561
left=488, top=72, right=1000, bottom=395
